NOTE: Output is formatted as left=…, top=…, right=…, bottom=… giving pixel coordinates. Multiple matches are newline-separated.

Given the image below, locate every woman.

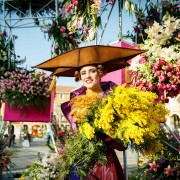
left=61, top=64, right=126, bottom=180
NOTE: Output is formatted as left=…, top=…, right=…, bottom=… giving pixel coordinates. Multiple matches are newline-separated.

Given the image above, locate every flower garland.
left=125, top=0, right=180, bottom=44
left=0, top=68, right=52, bottom=109
left=41, top=0, right=115, bottom=55
left=130, top=15, right=180, bottom=102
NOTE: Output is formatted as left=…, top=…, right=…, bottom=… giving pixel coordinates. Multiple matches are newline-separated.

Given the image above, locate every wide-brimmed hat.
left=32, top=45, right=146, bottom=77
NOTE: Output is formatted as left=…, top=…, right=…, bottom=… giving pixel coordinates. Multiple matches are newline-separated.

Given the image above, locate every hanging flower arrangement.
left=124, top=0, right=180, bottom=44
left=0, top=68, right=52, bottom=109
left=41, top=0, right=115, bottom=56
left=129, top=15, right=180, bottom=102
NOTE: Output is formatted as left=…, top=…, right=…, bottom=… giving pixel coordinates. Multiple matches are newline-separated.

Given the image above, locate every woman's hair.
left=74, top=64, right=106, bottom=82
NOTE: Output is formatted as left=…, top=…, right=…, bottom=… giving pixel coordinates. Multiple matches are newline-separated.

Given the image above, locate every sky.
left=0, top=1, right=136, bottom=87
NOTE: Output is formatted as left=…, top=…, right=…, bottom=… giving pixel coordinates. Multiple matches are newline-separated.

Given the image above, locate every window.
left=173, top=114, right=180, bottom=129
left=60, top=93, right=64, bottom=99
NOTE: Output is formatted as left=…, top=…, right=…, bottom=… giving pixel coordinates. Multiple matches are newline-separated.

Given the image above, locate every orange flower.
left=164, top=165, right=174, bottom=176
left=149, top=161, right=158, bottom=172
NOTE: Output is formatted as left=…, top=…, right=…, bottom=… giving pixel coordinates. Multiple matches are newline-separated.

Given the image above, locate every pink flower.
left=54, top=45, right=59, bottom=51
left=136, top=80, right=142, bottom=86
left=159, top=75, right=166, bottom=82
left=148, top=84, right=156, bottom=91
left=141, top=87, right=147, bottom=91
left=57, top=131, right=65, bottom=137
left=160, top=95, right=166, bottom=101
left=72, top=0, right=78, bottom=6
left=166, top=64, right=173, bottom=72
left=178, top=31, right=180, bottom=39
left=172, top=84, right=178, bottom=90
left=159, top=59, right=166, bottom=66
left=168, top=91, right=175, bottom=98
left=69, top=35, right=73, bottom=39
left=137, top=73, right=143, bottom=79
left=157, top=83, right=165, bottom=90
left=164, top=165, right=174, bottom=176
left=60, top=26, right=66, bottom=33
left=65, top=4, right=72, bottom=12
left=51, top=22, right=56, bottom=27
left=109, top=0, right=115, bottom=5
left=167, top=72, right=172, bottom=77
left=166, top=84, right=172, bottom=90
left=58, top=149, right=64, bottom=155
left=149, top=161, right=158, bottom=172
left=156, top=71, right=162, bottom=76
left=138, top=57, right=147, bottom=64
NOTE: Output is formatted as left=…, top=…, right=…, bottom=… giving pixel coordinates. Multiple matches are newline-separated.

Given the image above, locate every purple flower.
left=2, top=30, right=7, bottom=37
left=62, top=33, right=68, bottom=38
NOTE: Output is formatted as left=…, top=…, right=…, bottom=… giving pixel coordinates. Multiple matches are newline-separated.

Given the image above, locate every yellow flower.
left=70, top=84, right=168, bottom=157
left=70, top=93, right=101, bottom=123
left=20, top=176, right=24, bottom=180
left=79, top=122, right=95, bottom=140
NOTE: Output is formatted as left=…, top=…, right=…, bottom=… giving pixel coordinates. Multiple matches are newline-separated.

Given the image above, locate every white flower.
left=85, top=28, right=96, bottom=42
left=129, top=55, right=142, bottom=71
left=125, top=1, right=130, bottom=11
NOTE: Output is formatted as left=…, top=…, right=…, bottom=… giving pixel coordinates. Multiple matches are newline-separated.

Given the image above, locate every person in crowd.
left=61, top=64, right=126, bottom=180
left=21, top=124, right=30, bottom=148
left=8, top=124, right=15, bottom=147
left=46, top=131, right=51, bottom=145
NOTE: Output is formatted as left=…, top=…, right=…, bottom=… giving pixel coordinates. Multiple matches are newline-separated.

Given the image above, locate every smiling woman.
left=61, top=64, right=126, bottom=180
left=76, top=65, right=104, bottom=90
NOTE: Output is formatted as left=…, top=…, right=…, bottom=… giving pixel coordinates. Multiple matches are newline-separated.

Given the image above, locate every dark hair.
left=74, top=64, right=106, bottom=82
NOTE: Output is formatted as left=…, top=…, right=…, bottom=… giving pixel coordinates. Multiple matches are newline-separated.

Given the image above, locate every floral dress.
left=61, top=81, right=126, bottom=180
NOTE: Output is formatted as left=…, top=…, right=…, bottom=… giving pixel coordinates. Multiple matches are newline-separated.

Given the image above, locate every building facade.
left=53, top=86, right=78, bottom=126
left=166, top=94, right=180, bottom=132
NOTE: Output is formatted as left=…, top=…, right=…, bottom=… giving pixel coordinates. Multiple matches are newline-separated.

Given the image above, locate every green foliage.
left=0, top=126, right=13, bottom=173
left=0, top=30, right=22, bottom=76
left=56, top=132, right=107, bottom=179
left=21, top=163, right=55, bottom=180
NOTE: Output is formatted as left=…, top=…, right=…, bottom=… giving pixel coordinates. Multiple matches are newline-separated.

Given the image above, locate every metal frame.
left=1, top=0, right=58, bottom=28
left=0, top=0, right=58, bottom=69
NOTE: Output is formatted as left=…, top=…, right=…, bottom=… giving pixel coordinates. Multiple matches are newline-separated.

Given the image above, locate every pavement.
left=1, top=139, right=139, bottom=180
left=1, top=139, right=52, bottom=180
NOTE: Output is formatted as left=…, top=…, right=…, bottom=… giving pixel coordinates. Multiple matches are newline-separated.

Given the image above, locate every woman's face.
left=80, top=65, right=101, bottom=90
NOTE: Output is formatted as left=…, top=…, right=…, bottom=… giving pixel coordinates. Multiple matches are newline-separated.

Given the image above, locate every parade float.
left=0, top=0, right=179, bottom=179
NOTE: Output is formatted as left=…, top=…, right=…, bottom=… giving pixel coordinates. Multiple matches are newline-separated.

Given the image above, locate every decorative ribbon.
left=48, top=76, right=56, bottom=92
left=125, top=67, right=131, bottom=84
